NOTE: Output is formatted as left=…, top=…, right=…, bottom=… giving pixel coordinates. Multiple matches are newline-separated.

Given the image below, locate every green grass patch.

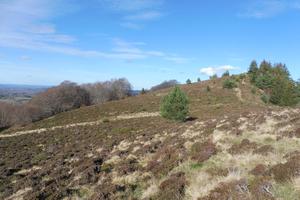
left=190, top=163, right=204, bottom=170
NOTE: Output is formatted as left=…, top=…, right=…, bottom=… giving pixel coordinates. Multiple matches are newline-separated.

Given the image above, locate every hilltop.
left=1, top=76, right=300, bottom=200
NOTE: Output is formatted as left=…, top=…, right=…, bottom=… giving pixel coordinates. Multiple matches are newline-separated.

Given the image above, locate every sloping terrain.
left=1, top=77, right=300, bottom=200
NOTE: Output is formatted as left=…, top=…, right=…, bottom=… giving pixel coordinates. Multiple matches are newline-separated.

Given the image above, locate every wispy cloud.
left=110, top=38, right=189, bottom=63
left=99, top=0, right=164, bottom=12
left=0, top=0, right=187, bottom=64
left=20, top=55, right=31, bottom=61
left=0, top=0, right=76, bottom=50
left=124, top=11, right=163, bottom=21
left=200, top=65, right=239, bottom=76
left=99, top=0, right=164, bottom=29
left=120, top=22, right=142, bottom=30
left=239, top=0, right=300, bottom=19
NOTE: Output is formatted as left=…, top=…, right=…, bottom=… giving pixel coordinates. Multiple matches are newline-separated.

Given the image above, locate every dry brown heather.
left=1, top=76, right=300, bottom=200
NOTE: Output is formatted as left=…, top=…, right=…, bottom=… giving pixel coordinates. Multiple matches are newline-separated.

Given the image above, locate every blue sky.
left=0, top=0, right=300, bottom=89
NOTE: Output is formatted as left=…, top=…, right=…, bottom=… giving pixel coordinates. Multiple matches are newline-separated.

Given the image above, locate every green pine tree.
left=160, top=86, right=189, bottom=122
left=248, top=60, right=258, bottom=83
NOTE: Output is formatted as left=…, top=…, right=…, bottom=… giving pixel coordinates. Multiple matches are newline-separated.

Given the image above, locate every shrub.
left=186, top=79, right=192, bottom=84
left=206, top=86, right=211, bottom=92
left=197, top=78, right=201, bottom=82
left=239, top=73, right=246, bottom=80
left=160, top=86, right=189, bottom=122
left=102, top=118, right=110, bottom=123
left=251, top=88, right=257, bottom=94
left=261, top=94, right=270, bottom=104
left=223, top=79, right=238, bottom=89
left=210, top=74, right=218, bottom=80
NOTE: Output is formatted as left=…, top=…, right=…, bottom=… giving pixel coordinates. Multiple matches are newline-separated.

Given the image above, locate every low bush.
left=206, top=85, right=211, bottom=92
left=223, top=79, right=238, bottom=89
left=261, top=94, right=270, bottom=104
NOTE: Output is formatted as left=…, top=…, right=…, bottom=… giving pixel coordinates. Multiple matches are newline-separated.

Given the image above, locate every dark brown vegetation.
left=270, top=152, right=300, bottom=182
left=155, top=172, right=187, bottom=200
left=228, top=139, right=257, bottom=154
left=190, top=140, right=217, bottom=163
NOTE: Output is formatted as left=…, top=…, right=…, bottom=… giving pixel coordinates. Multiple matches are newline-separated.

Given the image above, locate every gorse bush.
left=160, top=86, right=189, bottom=122
left=223, top=79, right=238, bottom=89
left=248, top=60, right=298, bottom=106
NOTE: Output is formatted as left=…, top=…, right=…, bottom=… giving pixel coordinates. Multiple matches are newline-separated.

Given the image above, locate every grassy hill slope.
left=1, top=76, right=300, bottom=200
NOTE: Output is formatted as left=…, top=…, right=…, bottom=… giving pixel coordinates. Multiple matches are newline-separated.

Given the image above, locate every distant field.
left=0, top=84, right=50, bottom=104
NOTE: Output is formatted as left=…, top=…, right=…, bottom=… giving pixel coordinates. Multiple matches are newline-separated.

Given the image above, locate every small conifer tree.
left=186, top=79, right=192, bottom=84
left=140, top=88, right=147, bottom=95
left=160, top=86, right=189, bottom=122
left=222, top=70, right=230, bottom=77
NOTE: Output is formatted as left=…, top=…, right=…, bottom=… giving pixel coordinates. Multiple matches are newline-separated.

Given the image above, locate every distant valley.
left=0, top=84, right=50, bottom=104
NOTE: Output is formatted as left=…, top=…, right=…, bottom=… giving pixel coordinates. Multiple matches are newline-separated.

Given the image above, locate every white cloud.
left=200, top=65, right=238, bottom=76
left=0, top=0, right=186, bottom=64
left=239, top=0, right=300, bottom=18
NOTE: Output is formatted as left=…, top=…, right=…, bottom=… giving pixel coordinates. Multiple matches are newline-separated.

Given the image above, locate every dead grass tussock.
left=104, top=155, right=121, bottom=165
left=116, top=112, right=159, bottom=120
left=6, top=187, right=32, bottom=200
left=112, top=171, right=141, bottom=185
left=15, top=166, right=42, bottom=175
left=141, top=179, right=160, bottom=199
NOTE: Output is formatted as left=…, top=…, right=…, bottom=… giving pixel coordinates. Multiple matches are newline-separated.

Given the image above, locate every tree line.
left=0, top=78, right=132, bottom=128
left=248, top=60, right=300, bottom=106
